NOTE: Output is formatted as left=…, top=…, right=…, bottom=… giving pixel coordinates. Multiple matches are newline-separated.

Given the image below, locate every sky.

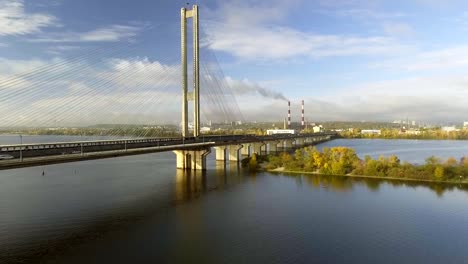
left=1, top=0, right=468, bottom=126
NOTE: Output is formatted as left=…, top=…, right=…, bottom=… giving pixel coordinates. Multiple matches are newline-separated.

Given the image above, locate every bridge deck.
left=0, top=133, right=336, bottom=170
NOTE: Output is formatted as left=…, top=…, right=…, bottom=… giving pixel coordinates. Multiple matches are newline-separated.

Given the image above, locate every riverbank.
left=267, top=167, right=468, bottom=185
left=339, top=130, right=468, bottom=140
left=245, top=145, right=468, bottom=184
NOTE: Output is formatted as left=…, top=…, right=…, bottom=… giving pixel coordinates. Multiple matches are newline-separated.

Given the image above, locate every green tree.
left=434, top=166, right=445, bottom=180
left=248, top=153, right=258, bottom=170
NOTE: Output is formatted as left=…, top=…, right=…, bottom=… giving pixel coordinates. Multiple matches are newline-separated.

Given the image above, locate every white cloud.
left=0, top=57, right=53, bottom=75
left=317, top=0, right=380, bottom=8
left=0, top=57, right=184, bottom=126
left=372, top=45, right=468, bottom=71
left=203, top=2, right=409, bottom=61
left=29, top=24, right=142, bottom=43
left=80, top=25, right=141, bottom=42
left=317, top=8, right=406, bottom=20
left=310, top=73, right=468, bottom=122
left=204, top=22, right=406, bottom=60
left=0, top=0, right=57, bottom=35
left=221, top=71, right=468, bottom=123
left=1, top=56, right=467, bottom=125
left=98, top=58, right=180, bottom=89
left=383, top=22, right=414, bottom=37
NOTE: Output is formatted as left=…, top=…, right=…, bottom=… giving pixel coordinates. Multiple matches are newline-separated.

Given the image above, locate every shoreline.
left=267, top=167, right=468, bottom=185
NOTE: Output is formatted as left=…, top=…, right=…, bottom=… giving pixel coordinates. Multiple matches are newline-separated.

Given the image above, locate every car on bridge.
left=0, top=154, right=14, bottom=160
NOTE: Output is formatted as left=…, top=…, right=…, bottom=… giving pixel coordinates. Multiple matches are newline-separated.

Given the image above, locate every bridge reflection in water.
left=174, top=161, right=243, bottom=203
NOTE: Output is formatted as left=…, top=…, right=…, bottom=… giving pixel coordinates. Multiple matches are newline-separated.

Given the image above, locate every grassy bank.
left=268, top=168, right=468, bottom=185
left=242, top=146, right=468, bottom=185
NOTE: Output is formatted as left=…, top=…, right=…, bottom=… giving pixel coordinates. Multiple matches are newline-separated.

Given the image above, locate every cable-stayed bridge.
left=0, top=5, right=335, bottom=170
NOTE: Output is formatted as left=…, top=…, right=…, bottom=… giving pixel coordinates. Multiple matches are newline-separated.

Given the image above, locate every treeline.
left=265, top=147, right=468, bottom=182
left=340, top=129, right=468, bottom=140
left=322, top=121, right=400, bottom=130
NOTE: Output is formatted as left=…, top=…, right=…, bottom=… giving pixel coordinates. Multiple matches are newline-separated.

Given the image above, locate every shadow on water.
left=0, top=163, right=247, bottom=264
left=275, top=172, right=468, bottom=197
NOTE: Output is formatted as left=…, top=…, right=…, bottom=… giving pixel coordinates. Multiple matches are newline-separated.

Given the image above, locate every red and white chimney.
left=287, top=101, right=291, bottom=129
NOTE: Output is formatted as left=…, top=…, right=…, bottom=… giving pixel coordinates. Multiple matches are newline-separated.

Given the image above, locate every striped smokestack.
left=301, top=100, right=305, bottom=129
left=287, top=101, right=291, bottom=129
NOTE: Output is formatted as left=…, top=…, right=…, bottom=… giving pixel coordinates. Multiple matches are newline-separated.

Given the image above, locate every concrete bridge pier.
left=284, top=139, right=294, bottom=150
left=251, top=142, right=265, bottom=155
left=295, top=138, right=305, bottom=147
left=214, top=146, right=227, bottom=161
left=173, top=147, right=211, bottom=170
left=268, top=141, right=280, bottom=153
left=174, top=150, right=191, bottom=169
left=228, top=145, right=243, bottom=161
left=241, top=144, right=250, bottom=157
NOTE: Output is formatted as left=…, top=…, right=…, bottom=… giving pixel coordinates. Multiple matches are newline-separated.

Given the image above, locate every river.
left=1, top=136, right=468, bottom=263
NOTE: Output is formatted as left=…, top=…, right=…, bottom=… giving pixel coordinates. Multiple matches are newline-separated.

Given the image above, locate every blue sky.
left=1, top=0, right=468, bottom=126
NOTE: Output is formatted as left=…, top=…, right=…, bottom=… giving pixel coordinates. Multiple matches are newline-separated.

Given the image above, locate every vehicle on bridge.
left=0, top=154, right=14, bottom=160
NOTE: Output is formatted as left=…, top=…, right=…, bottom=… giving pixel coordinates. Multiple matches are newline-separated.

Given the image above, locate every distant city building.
left=464, top=121, right=468, bottom=128
left=442, top=126, right=457, bottom=132
left=361, top=129, right=381, bottom=135
left=404, top=130, right=421, bottom=135
left=200, top=127, right=211, bottom=132
left=312, top=125, right=323, bottom=133
left=266, top=129, right=295, bottom=135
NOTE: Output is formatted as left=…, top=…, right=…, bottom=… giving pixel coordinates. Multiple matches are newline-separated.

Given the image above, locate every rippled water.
left=1, top=138, right=468, bottom=263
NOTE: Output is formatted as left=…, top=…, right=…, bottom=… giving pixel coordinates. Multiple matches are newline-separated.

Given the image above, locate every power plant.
left=268, top=100, right=308, bottom=135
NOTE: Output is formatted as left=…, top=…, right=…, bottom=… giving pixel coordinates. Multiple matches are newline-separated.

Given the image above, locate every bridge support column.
left=173, top=150, right=191, bottom=169
left=189, top=148, right=210, bottom=170
left=214, top=146, right=227, bottom=161
left=241, top=144, right=250, bottom=157
left=251, top=142, right=265, bottom=155
left=284, top=139, right=294, bottom=149
left=268, top=141, right=280, bottom=153
left=173, top=147, right=211, bottom=170
left=295, top=138, right=305, bottom=147
left=228, top=145, right=243, bottom=161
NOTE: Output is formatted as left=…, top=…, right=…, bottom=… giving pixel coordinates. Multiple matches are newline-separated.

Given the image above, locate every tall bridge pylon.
left=181, top=5, right=200, bottom=137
